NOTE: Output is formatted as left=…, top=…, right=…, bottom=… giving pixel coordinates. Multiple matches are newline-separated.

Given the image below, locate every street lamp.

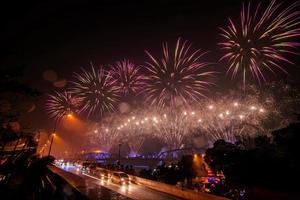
left=48, top=112, right=73, bottom=156
left=48, top=133, right=56, bottom=156
left=118, top=143, right=122, bottom=165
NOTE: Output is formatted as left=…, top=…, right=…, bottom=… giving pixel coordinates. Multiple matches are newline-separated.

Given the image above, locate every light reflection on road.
left=61, top=164, right=183, bottom=200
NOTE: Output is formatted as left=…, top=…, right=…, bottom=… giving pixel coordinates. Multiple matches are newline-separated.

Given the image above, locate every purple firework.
left=110, top=60, right=144, bottom=95
left=45, top=91, right=81, bottom=120
left=219, top=0, right=300, bottom=88
left=142, top=38, right=215, bottom=108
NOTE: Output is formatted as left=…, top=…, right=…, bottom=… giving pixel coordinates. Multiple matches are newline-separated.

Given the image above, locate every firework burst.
left=86, top=121, right=119, bottom=153
left=45, top=91, right=81, bottom=120
left=152, top=108, right=197, bottom=150
left=143, top=38, right=215, bottom=108
left=117, top=109, right=153, bottom=156
left=109, top=60, right=144, bottom=95
left=195, top=97, right=268, bottom=143
left=71, top=64, right=120, bottom=117
left=219, top=0, right=300, bottom=88
left=243, top=82, right=300, bottom=132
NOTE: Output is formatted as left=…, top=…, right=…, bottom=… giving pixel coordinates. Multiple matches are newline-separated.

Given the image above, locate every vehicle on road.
left=111, top=172, right=131, bottom=185
left=98, top=168, right=111, bottom=179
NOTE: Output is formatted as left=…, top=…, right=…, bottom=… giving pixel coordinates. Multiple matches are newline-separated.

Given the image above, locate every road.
left=51, top=165, right=184, bottom=200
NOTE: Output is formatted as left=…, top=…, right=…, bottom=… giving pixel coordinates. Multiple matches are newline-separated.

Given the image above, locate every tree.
left=205, top=118, right=300, bottom=192
left=178, top=155, right=197, bottom=187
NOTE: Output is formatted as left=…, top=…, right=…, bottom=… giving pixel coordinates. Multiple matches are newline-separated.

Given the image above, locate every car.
left=111, top=172, right=130, bottom=185
left=81, top=162, right=91, bottom=172
left=99, top=169, right=111, bottom=179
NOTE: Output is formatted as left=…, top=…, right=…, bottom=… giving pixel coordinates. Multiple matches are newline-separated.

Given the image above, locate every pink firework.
left=219, top=0, right=300, bottom=88
left=86, top=121, right=119, bottom=153
left=152, top=109, right=196, bottom=150
left=143, top=38, right=215, bottom=108
left=195, top=98, right=268, bottom=143
left=71, top=64, right=120, bottom=117
left=45, top=91, right=81, bottom=120
left=109, top=60, right=144, bottom=95
left=116, top=108, right=153, bottom=156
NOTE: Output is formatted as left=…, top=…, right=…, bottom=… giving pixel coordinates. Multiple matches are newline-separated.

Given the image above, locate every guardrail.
left=133, top=176, right=228, bottom=200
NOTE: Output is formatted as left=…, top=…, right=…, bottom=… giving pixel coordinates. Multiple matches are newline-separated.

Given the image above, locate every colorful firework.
left=112, top=97, right=270, bottom=149
left=194, top=95, right=269, bottom=143
left=151, top=108, right=197, bottom=150
left=117, top=109, right=153, bottom=156
left=143, top=38, right=215, bottom=108
left=86, top=121, right=119, bottom=153
left=109, top=60, right=144, bottom=95
left=242, top=82, right=300, bottom=132
left=45, top=91, right=81, bottom=120
left=71, top=65, right=120, bottom=117
left=219, top=0, right=300, bottom=88
left=94, top=86, right=299, bottom=151
left=82, top=84, right=298, bottom=150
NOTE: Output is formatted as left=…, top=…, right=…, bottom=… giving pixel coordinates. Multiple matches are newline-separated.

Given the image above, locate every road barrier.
left=133, top=176, right=228, bottom=200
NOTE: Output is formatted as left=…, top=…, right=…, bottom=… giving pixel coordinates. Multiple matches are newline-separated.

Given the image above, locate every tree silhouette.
left=205, top=118, right=300, bottom=193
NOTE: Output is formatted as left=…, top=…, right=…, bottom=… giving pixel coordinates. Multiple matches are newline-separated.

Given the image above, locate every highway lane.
left=49, top=165, right=131, bottom=200
left=59, top=165, right=184, bottom=200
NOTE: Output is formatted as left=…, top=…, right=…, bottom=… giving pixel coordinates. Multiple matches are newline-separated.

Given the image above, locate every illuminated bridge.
left=76, top=148, right=204, bottom=168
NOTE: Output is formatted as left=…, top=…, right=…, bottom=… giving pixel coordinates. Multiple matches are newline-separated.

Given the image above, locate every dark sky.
left=1, top=0, right=244, bottom=70
left=2, top=0, right=300, bottom=155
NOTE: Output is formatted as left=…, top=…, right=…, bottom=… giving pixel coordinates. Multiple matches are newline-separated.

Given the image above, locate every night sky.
left=2, top=0, right=300, bottom=156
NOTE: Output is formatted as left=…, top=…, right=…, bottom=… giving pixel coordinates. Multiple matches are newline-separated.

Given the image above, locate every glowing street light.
left=48, top=111, right=73, bottom=156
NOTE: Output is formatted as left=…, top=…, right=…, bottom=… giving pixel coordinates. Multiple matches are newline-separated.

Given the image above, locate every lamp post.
left=118, top=143, right=122, bottom=165
left=48, top=112, right=72, bottom=156
left=48, top=133, right=56, bottom=156
left=48, top=117, right=59, bottom=156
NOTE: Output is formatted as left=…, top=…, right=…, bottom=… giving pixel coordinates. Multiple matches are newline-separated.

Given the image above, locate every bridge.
left=74, top=148, right=204, bottom=168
